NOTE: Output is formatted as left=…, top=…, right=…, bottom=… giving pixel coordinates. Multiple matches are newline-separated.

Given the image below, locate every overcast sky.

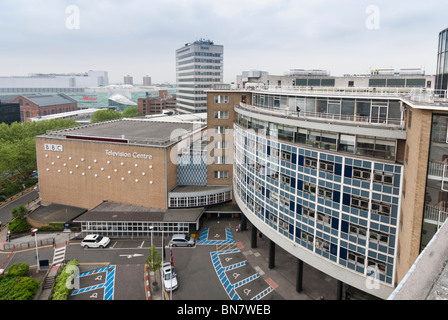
left=0, top=0, right=446, bottom=84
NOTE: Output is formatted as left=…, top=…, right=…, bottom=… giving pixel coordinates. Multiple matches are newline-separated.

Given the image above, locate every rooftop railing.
left=239, top=85, right=448, bottom=104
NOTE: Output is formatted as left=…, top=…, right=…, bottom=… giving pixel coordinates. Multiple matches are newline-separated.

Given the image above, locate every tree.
left=0, top=119, right=80, bottom=181
left=122, top=106, right=141, bottom=118
left=11, top=205, right=28, bottom=219
left=145, top=245, right=162, bottom=289
left=90, top=109, right=122, bottom=123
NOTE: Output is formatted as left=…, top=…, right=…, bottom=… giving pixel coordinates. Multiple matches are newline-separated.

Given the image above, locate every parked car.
left=169, top=234, right=195, bottom=247
left=161, top=262, right=178, bottom=291
left=81, top=234, right=110, bottom=248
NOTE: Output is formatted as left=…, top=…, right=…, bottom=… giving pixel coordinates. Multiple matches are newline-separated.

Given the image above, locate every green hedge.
left=6, top=263, right=29, bottom=277
left=0, top=263, right=40, bottom=300
left=52, top=260, right=80, bottom=300
left=7, top=218, right=31, bottom=233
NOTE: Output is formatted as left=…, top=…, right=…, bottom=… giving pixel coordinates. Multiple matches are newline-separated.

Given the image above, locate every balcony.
left=427, top=160, right=448, bottom=180
left=237, top=102, right=405, bottom=130
left=424, top=204, right=448, bottom=229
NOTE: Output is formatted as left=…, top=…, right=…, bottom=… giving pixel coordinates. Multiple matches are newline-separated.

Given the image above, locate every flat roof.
left=28, top=203, right=87, bottom=224
left=73, top=201, right=205, bottom=223
left=39, top=118, right=205, bottom=147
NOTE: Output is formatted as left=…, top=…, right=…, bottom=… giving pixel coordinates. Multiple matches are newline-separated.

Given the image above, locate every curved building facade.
left=205, top=85, right=448, bottom=299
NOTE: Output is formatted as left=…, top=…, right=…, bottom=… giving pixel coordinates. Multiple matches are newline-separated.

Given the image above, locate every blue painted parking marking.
left=71, top=265, right=116, bottom=300
left=210, top=249, right=271, bottom=300
left=197, top=228, right=235, bottom=245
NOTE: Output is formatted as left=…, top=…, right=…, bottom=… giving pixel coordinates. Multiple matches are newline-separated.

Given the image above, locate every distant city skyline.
left=0, top=0, right=447, bottom=84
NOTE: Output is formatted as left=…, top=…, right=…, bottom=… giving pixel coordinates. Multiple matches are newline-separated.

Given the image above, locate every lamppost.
left=32, top=228, right=39, bottom=271
left=169, top=243, right=173, bottom=301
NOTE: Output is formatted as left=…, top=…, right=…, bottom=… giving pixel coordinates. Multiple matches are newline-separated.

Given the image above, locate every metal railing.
left=237, top=103, right=405, bottom=129
left=241, top=85, right=448, bottom=104
left=427, top=161, right=448, bottom=178
left=424, top=204, right=448, bottom=228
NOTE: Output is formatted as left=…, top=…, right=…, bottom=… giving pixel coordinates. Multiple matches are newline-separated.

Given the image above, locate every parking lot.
left=61, top=223, right=282, bottom=301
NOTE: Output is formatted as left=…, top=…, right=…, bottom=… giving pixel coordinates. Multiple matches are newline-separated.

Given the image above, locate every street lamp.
left=32, top=228, right=39, bottom=271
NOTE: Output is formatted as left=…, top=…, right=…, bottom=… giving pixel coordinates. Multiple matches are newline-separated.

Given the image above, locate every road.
left=0, top=189, right=39, bottom=226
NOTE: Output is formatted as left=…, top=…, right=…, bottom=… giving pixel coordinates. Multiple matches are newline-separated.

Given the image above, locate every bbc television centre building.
left=35, top=116, right=235, bottom=239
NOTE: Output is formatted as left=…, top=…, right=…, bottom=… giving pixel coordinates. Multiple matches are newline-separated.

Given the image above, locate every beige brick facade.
left=36, top=137, right=175, bottom=210
left=395, top=107, right=432, bottom=282
left=206, top=91, right=251, bottom=189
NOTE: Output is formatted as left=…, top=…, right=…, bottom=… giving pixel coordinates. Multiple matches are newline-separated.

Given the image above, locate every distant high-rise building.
left=436, top=27, right=448, bottom=92
left=124, top=75, right=133, bottom=86
left=143, top=75, right=152, bottom=86
left=175, top=39, right=223, bottom=113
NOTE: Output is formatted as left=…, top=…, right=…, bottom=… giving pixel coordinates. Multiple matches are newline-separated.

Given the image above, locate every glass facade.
left=234, top=122, right=401, bottom=286
left=236, top=114, right=400, bottom=162
left=436, top=28, right=448, bottom=91
left=421, top=113, right=448, bottom=249
left=80, top=221, right=189, bottom=237
left=251, top=93, right=403, bottom=127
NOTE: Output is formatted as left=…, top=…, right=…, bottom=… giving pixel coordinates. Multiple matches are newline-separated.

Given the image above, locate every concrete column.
left=268, top=239, right=275, bottom=269
left=337, top=280, right=344, bottom=300
left=251, top=225, right=257, bottom=248
left=241, top=214, right=247, bottom=231
left=296, top=258, right=303, bottom=293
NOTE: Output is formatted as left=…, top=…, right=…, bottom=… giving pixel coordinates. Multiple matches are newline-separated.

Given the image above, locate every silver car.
left=169, top=234, right=195, bottom=247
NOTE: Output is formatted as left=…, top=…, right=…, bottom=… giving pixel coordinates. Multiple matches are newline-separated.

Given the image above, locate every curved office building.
left=209, top=85, right=448, bottom=299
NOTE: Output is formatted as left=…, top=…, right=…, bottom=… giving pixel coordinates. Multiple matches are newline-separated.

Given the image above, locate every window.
left=317, top=212, right=331, bottom=227
left=369, top=231, right=389, bottom=245
left=281, top=150, right=292, bottom=162
left=304, top=157, right=318, bottom=169
left=268, top=212, right=278, bottom=224
left=348, top=251, right=365, bottom=268
left=318, top=186, right=333, bottom=200
left=367, top=258, right=386, bottom=276
left=214, top=141, right=229, bottom=149
left=302, top=207, right=315, bottom=220
left=214, top=156, right=229, bottom=164
left=351, top=195, right=369, bottom=210
left=280, top=174, right=291, bottom=185
left=353, top=167, right=371, bottom=181
left=279, top=195, right=289, bottom=208
left=214, top=110, right=229, bottom=119
left=315, top=237, right=330, bottom=253
left=349, top=224, right=367, bottom=240
left=214, top=171, right=228, bottom=179
left=214, top=126, right=229, bottom=134
left=279, top=218, right=289, bottom=230
left=319, top=160, right=334, bottom=173
left=268, top=171, right=279, bottom=181
left=371, top=201, right=391, bottom=216
left=373, top=171, right=394, bottom=185
left=214, top=95, right=229, bottom=104
left=269, top=191, right=279, bottom=202
left=303, top=181, right=316, bottom=195
left=302, top=231, right=314, bottom=246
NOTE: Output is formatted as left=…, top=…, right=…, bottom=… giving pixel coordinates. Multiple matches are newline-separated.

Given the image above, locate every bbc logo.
left=44, top=144, right=63, bottom=152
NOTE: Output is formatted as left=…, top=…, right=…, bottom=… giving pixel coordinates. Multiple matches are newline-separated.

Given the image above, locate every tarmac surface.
left=0, top=217, right=340, bottom=301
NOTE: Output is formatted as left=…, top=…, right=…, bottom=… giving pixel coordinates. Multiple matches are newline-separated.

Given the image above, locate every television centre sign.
left=105, top=149, right=152, bottom=160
